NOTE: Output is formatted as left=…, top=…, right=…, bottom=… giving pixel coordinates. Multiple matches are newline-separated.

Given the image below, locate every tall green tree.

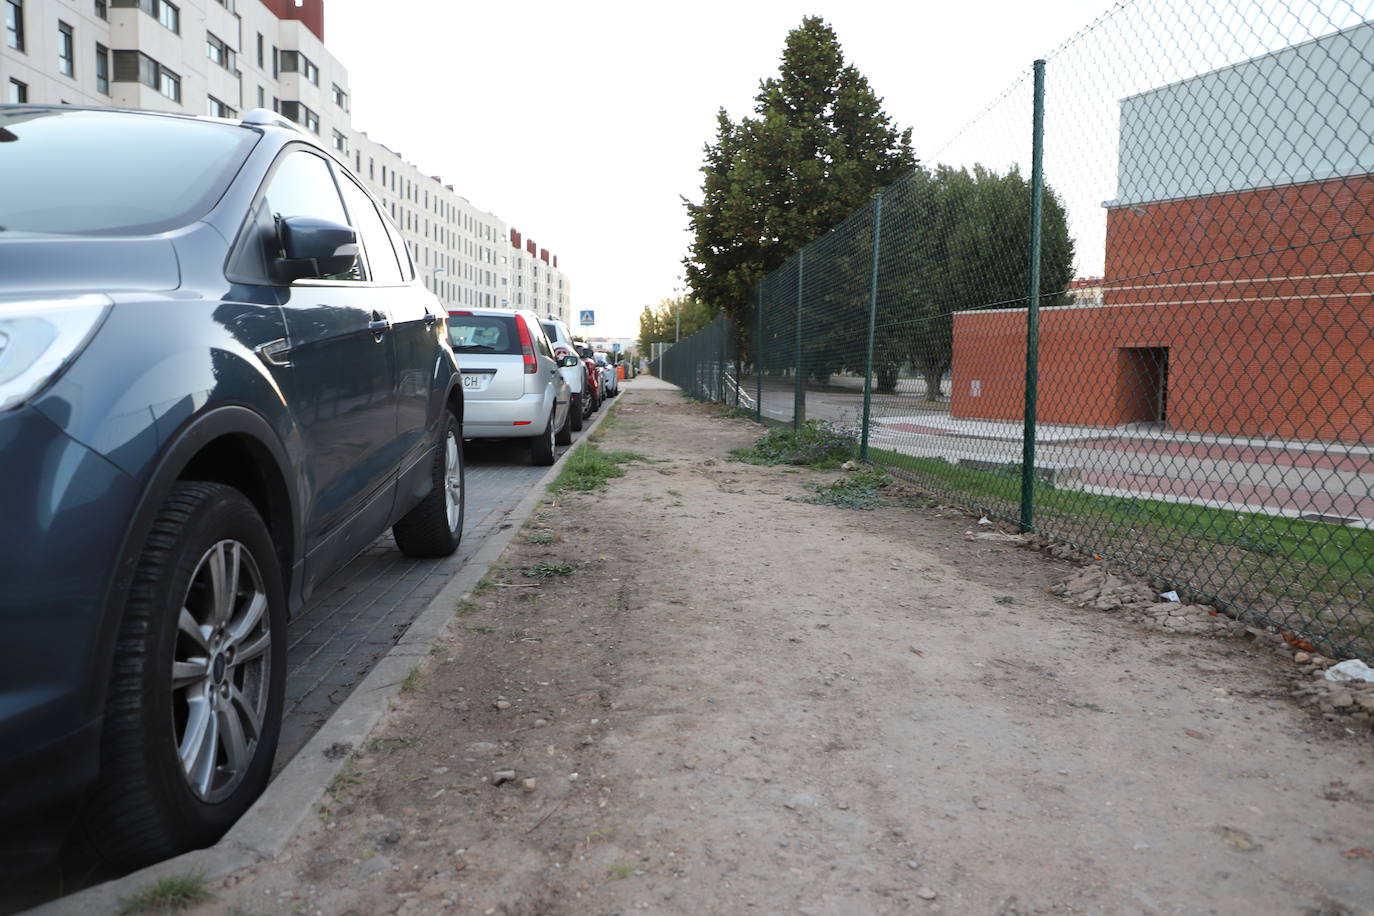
left=880, top=165, right=1075, bottom=400
left=683, top=17, right=916, bottom=333
left=637, top=297, right=715, bottom=351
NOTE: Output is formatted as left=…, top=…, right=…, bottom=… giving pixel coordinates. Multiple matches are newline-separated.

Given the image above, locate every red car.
left=574, top=341, right=602, bottom=418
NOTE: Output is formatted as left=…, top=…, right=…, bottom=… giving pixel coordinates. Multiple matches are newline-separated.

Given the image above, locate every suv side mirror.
left=560, top=354, right=581, bottom=368
left=272, top=216, right=358, bottom=282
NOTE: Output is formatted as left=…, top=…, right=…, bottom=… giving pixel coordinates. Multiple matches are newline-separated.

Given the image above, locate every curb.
left=31, top=399, right=622, bottom=915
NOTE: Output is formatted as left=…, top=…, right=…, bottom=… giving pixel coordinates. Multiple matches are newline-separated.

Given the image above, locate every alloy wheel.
left=170, top=539, right=271, bottom=803
left=443, top=430, right=462, bottom=531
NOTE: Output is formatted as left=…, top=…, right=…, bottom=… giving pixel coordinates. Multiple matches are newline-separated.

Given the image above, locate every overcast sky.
left=321, top=0, right=1140, bottom=336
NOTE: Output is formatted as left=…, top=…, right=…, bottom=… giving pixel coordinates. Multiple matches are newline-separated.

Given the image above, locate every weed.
left=715, top=406, right=756, bottom=420
left=523, top=561, right=575, bottom=579
left=995, top=595, right=1016, bottom=605
left=370, top=736, right=419, bottom=754
left=801, top=467, right=891, bottom=510
left=473, top=577, right=497, bottom=595
left=468, top=624, right=496, bottom=633
left=400, top=665, right=423, bottom=693
left=607, top=861, right=636, bottom=879
left=552, top=443, right=649, bottom=493
left=455, top=598, right=479, bottom=617
left=526, top=531, right=558, bottom=545
left=117, top=874, right=212, bottom=915
left=730, top=420, right=857, bottom=469
left=666, top=489, right=681, bottom=497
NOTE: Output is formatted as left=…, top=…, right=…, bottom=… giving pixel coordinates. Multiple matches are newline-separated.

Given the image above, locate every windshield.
left=0, top=107, right=259, bottom=235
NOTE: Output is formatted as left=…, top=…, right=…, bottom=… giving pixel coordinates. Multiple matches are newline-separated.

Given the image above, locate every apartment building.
left=0, top=0, right=570, bottom=321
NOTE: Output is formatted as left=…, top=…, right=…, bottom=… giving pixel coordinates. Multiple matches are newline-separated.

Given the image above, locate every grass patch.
left=117, top=874, right=213, bottom=915
left=607, top=861, right=636, bottom=879
left=552, top=443, right=648, bottom=493
left=370, top=736, right=419, bottom=754
left=715, top=406, right=756, bottom=420
left=473, top=577, right=497, bottom=595
left=455, top=598, right=479, bottom=616
left=523, top=561, right=576, bottom=579
left=799, top=467, right=899, bottom=510
left=730, top=420, right=857, bottom=469
left=525, top=531, right=558, bottom=545
left=868, top=447, right=1374, bottom=653
left=467, top=624, right=497, bottom=634
left=400, top=665, right=423, bottom=693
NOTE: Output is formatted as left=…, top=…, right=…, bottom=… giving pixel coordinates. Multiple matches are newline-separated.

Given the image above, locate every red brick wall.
left=950, top=174, right=1374, bottom=442
left=261, top=0, right=326, bottom=42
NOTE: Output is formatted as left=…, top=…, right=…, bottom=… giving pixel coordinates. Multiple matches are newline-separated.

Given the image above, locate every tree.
left=637, top=297, right=715, bottom=352
left=880, top=164, right=1076, bottom=401
left=683, top=17, right=915, bottom=337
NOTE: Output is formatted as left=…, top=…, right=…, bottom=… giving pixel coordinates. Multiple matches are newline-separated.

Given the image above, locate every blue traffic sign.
left=612, top=343, right=621, bottom=352
left=579, top=310, right=595, bottom=326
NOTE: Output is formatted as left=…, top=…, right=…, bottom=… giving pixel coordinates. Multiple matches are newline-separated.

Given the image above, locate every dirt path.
left=196, top=385, right=1374, bottom=915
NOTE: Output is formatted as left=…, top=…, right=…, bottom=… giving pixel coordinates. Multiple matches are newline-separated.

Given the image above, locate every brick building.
left=951, top=22, right=1374, bottom=443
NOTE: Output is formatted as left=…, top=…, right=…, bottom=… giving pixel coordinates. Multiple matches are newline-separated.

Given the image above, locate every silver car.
left=448, top=308, right=575, bottom=465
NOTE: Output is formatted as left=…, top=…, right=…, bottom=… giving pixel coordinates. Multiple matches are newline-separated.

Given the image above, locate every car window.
left=528, top=317, right=553, bottom=358
left=448, top=314, right=520, bottom=354
left=540, top=321, right=558, bottom=343
left=0, top=108, right=258, bottom=235
left=336, top=173, right=403, bottom=285
left=260, top=149, right=359, bottom=281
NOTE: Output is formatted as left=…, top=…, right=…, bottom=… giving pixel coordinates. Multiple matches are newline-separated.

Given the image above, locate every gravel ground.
left=187, top=386, right=1374, bottom=916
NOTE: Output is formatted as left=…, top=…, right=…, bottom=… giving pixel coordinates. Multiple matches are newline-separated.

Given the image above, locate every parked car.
left=0, top=105, right=466, bottom=873
left=448, top=308, right=574, bottom=465
left=539, top=317, right=589, bottom=432
left=574, top=340, right=602, bottom=418
left=594, top=351, right=620, bottom=398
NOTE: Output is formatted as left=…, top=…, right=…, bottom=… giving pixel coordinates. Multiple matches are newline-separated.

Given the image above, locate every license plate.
left=462, top=373, right=491, bottom=392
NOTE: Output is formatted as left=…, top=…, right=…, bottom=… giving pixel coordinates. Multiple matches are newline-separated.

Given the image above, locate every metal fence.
left=666, top=0, right=1374, bottom=660
left=649, top=314, right=743, bottom=406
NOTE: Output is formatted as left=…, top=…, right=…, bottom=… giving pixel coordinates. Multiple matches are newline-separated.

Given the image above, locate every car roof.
left=1, top=103, right=326, bottom=152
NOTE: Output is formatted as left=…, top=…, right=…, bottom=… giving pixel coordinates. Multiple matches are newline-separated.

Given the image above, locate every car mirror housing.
left=560, top=354, right=581, bottom=368
left=272, top=216, right=359, bottom=282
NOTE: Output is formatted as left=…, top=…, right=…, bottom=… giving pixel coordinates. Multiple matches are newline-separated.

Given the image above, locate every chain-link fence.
left=664, top=0, right=1374, bottom=660
left=649, top=314, right=742, bottom=405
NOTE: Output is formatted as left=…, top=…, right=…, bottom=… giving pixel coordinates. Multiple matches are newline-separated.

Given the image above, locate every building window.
left=8, top=78, right=26, bottom=102
left=255, top=32, right=263, bottom=68
left=157, top=0, right=177, bottom=32
left=332, top=129, right=346, bottom=153
left=206, top=95, right=235, bottom=118
left=206, top=32, right=234, bottom=72
left=111, top=0, right=177, bottom=33
left=279, top=50, right=318, bottom=85
left=4, top=0, right=22, bottom=51
left=94, top=0, right=107, bottom=19
left=158, top=66, right=179, bottom=101
left=331, top=83, right=347, bottom=109
left=95, top=43, right=109, bottom=94
left=57, top=22, right=75, bottom=76
left=112, top=49, right=180, bottom=102
left=279, top=100, right=319, bottom=134
left=256, top=85, right=264, bottom=108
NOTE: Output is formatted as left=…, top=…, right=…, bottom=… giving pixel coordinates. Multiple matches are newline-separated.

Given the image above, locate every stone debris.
left=1048, top=564, right=1243, bottom=638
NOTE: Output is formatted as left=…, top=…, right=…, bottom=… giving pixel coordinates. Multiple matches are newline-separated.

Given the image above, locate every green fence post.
left=861, top=190, right=884, bottom=462
left=794, top=249, right=805, bottom=429
left=1020, top=58, right=1046, bottom=533
left=718, top=316, right=727, bottom=403
left=755, top=284, right=764, bottom=423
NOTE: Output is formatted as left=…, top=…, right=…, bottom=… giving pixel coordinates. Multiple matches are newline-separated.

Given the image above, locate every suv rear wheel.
left=530, top=407, right=557, bottom=466
left=570, top=393, right=584, bottom=432
left=393, top=410, right=464, bottom=557
left=81, top=482, right=286, bottom=868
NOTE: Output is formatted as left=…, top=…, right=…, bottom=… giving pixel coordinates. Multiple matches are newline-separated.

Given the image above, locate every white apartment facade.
left=0, top=0, right=569, bottom=321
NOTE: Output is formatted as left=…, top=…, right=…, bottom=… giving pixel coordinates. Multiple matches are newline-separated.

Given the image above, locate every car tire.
left=554, top=400, right=573, bottom=446
left=570, top=393, right=584, bottom=432
left=80, top=482, right=286, bottom=869
left=393, top=410, right=464, bottom=558
left=530, top=408, right=557, bottom=466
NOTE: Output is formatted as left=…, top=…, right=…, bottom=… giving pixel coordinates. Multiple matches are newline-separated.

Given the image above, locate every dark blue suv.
left=0, top=105, right=465, bottom=871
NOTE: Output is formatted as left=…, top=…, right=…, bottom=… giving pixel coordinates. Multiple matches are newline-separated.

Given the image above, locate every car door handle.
left=368, top=310, right=391, bottom=340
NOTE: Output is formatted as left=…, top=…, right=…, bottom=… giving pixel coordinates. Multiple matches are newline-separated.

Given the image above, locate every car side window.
left=380, top=208, right=415, bottom=281
left=528, top=317, right=553, bottom=359
left=260, top=149, right=362, bottom=281
left=336, top=174, right=403, bottom=285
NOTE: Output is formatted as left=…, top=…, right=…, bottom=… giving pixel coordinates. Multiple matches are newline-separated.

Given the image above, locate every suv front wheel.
left=81, top=482, right=286, bottom=868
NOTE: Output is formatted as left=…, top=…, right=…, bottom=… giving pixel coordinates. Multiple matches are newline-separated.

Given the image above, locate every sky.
left=318, top=0, right=1164, bottom=337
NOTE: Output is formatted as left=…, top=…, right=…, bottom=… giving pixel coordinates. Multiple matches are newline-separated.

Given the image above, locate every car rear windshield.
left=0, top=108, right=259, bottom=235
left=449, top=314, right=522, bottom=355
